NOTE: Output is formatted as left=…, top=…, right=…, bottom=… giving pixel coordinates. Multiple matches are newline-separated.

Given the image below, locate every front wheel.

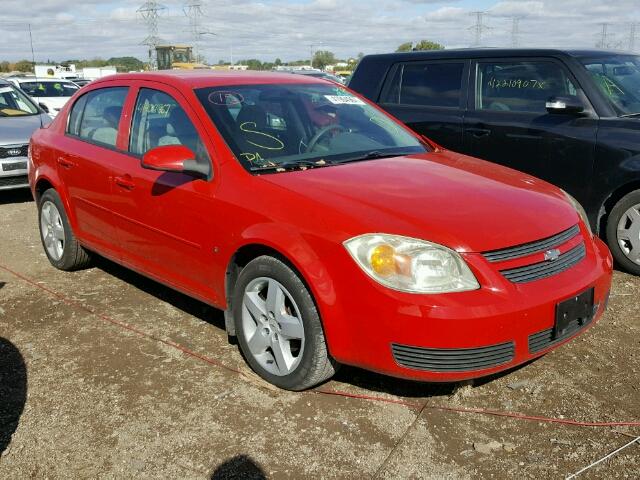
left=606, top=189, right=640, bottom=276
left=233, top=255, right=338, bottom=390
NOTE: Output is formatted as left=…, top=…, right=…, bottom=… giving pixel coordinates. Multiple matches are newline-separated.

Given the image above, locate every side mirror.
left=545, top=96, right=584, bottom=114
left=38, top=102, right=49, bottom=113
left=142, top=145, right=210, bottom=178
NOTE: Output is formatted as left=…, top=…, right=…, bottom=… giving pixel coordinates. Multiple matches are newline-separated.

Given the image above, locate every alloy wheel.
left=617, top=203, right=640, bottom=266
left=40, top=200, right=65, bottom=261
left=241, top=277, right=305, bottom=376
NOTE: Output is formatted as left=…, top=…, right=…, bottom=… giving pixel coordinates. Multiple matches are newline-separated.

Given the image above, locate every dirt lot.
left=0, top=189, right=638, bottom=479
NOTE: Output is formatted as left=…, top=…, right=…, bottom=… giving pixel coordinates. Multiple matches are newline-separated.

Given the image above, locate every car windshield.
left=0, top=84, right=39, bottom=116
left=580, top=54, right=640, bottom=116
left=19, top=81, right=79, bottom=98
left=195, top=83, right=426, bottom=172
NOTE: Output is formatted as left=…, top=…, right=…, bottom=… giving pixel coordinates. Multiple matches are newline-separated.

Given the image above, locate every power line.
left=138, top=1, right=167, bottom=69
left=469, top=11, right=490, bottom=47
left=510, top=17, right=522, bottom=48
left=629, top=22, right=640, bottom=52
left=597, top=22, right=610, bottom=49
left=184, top=1, right=205, bottom=61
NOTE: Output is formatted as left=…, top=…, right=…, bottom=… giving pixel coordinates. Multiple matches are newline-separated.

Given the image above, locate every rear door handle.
left=114, top=175, right=135, bottom=190
left=466, top=127, right=491, bottom=138
left=57, top=156, right=75, bottom=168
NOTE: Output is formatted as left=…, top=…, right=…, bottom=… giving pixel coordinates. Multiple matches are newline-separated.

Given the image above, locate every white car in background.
left=6, top=78, right=79, bottom=117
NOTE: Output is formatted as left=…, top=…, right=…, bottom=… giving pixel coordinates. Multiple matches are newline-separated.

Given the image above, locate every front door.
left=464, top=58, right=598, bottom=207
left=108, top=84, right=221, bottom=303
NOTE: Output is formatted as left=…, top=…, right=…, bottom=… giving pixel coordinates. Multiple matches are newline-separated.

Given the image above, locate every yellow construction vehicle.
left=155, top=45, right=208, bottom=70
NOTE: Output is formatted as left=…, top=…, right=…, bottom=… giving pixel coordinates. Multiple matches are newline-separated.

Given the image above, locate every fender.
left=32, top=166, right=78, bottom=230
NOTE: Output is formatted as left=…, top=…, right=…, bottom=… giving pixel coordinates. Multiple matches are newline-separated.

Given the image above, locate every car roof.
left=361, top=48, right=636, bottom=62
left=11, top=77, right=75, bottom=83
left=90, top=70, right=332, bottom=89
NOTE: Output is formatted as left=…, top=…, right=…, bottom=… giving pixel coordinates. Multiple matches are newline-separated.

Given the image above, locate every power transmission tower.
left=511, top=17, right=522, bottom=48
left=469, top=11, right=490, bottom=47
left=138, top=1, right=166, bottom=70
left=597, top=22, right=610, bottom=49
left=184, top=1, right=204, bottom=63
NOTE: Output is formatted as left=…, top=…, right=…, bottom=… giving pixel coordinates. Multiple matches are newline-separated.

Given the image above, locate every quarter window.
left=381, top=62, right=465, bottom=108
left=476, top=61, right=581, bottom=113
left=68, top=87, right=128, bottom=148
left=129, top=88, right=210, bottom=167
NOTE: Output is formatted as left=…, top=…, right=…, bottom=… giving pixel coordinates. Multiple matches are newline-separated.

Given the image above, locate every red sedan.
left=28, top=71, right=613, bottom=390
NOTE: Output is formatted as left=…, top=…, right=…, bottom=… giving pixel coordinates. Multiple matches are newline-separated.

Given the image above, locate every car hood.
left=0, top=114, right=48, bottom=145
left=260, top=151, right=580, bottom=253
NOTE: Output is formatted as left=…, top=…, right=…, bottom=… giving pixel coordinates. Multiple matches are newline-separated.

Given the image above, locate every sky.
left=0, top=0, right=639, bottom=64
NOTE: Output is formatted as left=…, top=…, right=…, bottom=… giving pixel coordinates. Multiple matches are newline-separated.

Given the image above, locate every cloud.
left=0, top=0, right=639, bottom=63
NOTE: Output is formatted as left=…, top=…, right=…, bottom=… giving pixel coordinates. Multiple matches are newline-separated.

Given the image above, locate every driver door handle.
left=466, top=127, right=491, bottom=138
left=57, top=157, right=76, bottom=169
left=114, top=175, right=135, bottom=190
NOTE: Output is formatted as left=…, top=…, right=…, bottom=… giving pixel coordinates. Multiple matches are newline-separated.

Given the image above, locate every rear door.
left=56, top=85, right=129, bottom=257
left=464, top=57, right=598, bottom=205
left=377, top=59, right=469, bottom=151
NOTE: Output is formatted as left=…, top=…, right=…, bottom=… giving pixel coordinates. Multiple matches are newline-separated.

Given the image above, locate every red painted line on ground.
left=3, top=262, right=640, bottom=429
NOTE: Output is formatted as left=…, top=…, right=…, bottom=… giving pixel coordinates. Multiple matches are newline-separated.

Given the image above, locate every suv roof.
left=360, top=48, right=633, bottom=61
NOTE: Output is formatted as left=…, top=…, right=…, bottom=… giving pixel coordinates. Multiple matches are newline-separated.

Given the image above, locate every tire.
left=38, top=189, right=91, bottom=271
left=233, top=255, right=338, bottom=390
left=606, top=189, right=640, bottom=276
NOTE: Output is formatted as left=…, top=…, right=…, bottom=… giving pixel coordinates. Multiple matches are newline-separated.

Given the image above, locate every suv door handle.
left=57, top=156, right=76, bottom=168
left=114, top=175, right=135, bottom=190
left=466, top=127, right=491, bottom=138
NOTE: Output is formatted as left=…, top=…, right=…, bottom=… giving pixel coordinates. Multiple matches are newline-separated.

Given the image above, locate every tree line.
left=0, top=57, right=145, bottom=73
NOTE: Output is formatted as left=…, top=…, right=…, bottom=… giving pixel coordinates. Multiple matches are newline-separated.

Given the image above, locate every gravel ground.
left=0, top=189, right=638, bottom=479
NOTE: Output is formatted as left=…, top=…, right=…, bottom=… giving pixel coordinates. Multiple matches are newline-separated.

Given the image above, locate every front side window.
left=70, top=87, right=128, bottom=148
left=381, top=62, right=465, bottom=108
left=580, top=54, right=640, bottom=116
left=476, top=61, right=581, bottom=113
left=195, top=83, right=426, bottom=172
left=19, top=81, right=79, bottom=98
left=0, top=84, right=39, bottom=116
left=129, top=88, right=210, bottom=167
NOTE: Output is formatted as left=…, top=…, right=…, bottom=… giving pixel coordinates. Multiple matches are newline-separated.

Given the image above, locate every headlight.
left=561, top=190, right=592, bottom=236
left=344, top=234, right=480, bottom=294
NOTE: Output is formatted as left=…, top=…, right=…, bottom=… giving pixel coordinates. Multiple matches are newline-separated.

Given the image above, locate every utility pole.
left=28, top=24, right=36, bottom=73
left=597, top=22, right=609, bottom=49
left=510, top=17, right=521, bottom=48
left=184, top=1, right=204, bottom=63
left=138, top=1, right=166, bottom=70
left=469, top=11, right=490, bottom=47
left=629, top=23, right=639, bottom=52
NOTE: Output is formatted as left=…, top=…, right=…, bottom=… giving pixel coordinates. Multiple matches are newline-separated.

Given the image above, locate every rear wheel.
left=38, top=189, right=91, bottom=271
left=606, top=189, right=640, bottom=276
left=233, top=255, right=337, bottom=390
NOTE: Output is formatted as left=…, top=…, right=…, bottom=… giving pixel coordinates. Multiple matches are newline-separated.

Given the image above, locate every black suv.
left=349, top=49, right=640, bottom=275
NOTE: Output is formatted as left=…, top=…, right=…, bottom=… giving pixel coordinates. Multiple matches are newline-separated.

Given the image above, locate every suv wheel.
left=232, top=255, right=338, bottom=390
left=606, top=189, right=640, bottom=276
left=38, top=189, right=91, bottom=271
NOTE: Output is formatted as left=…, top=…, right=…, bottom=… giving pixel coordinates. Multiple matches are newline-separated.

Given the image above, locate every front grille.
left=528, top=308, right=596, bottom=353
left=500, top=243, right=586, bottom=283
left=482, top=225, right=580, bottom=262
left=0, top=175, right=28, bottom=187
left=0, top=145, right=28, bottom=159
left=2, top=161, right=27, bottom=172
left=391, top=341, right=515, bottom=372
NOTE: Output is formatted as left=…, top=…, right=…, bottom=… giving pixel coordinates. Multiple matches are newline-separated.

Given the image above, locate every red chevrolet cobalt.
left=28, top=71, right=612, bottom=390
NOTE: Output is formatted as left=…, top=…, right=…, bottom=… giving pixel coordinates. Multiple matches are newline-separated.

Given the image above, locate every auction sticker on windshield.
left=324, top=95, right=365, bottom=105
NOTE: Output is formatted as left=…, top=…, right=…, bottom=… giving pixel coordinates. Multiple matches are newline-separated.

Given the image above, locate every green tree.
left=0, top=61, right=10, bottom=72
left=312, top=50, right=336, bottom=70
left=107, top=56, right=145, bottom=72
left=396, top=40, right=444, bottom=52
left=274, top=58, right=282, bottom=66
left=13, top=60, right=33, bottom=72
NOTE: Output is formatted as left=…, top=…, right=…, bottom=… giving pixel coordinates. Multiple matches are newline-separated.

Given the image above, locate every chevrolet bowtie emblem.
left=544, top=249, right=561, bottom=261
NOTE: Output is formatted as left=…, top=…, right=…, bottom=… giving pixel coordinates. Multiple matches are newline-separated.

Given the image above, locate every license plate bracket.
left=554, top=287, right=594, bottom=339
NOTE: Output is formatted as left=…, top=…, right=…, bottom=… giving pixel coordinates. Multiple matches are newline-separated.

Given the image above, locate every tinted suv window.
left=382, top=62, right=464, bottom=108
left=69, top=87, right=128, bottom=148
left=129, top=88, right=210, bottom=167
left=476, top=61, right=579, bottom=113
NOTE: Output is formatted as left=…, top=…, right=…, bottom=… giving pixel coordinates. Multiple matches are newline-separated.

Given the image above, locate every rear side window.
left=381, top=62, right=465, bottom=108
left=476, top=61, right=580, bottom=113
left=68, top=87, right=128, bottom=148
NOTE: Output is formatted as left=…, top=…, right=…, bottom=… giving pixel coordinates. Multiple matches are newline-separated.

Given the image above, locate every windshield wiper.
left=250, top=159, right=332, bottom=173
left=619, top=112, right=640, bottom=118
left=334, top=150, right=409, bottom=164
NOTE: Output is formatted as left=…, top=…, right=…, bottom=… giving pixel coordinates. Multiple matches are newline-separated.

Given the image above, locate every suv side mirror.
left=142, top=145, right=210, bottom=178
left=545, top=96, right=584, bottom=114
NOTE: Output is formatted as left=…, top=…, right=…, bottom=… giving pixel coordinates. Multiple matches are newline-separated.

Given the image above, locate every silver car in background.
left=0, top=79, right=51, bottom=191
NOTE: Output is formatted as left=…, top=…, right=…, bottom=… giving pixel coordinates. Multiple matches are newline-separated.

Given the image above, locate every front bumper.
left=322, top=233, right=613, bottom=382
left=0, top=154, right=29, bottom=191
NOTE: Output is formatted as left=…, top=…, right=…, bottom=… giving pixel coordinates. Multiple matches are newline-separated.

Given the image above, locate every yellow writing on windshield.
left=487, top=78, right=546, bottom=89
left=239, top=122, right=285, bottom=151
